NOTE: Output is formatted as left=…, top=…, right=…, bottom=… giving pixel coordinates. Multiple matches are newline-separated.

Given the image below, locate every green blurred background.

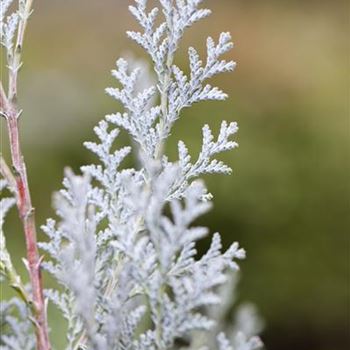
left=1, top=0, right=349, bottom=349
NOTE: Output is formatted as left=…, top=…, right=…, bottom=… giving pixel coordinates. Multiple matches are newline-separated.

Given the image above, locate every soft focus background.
left=1, top=0, right=349, bottom=349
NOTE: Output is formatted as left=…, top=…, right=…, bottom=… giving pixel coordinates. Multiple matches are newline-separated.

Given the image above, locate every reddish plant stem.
left=1, top=0, right=51, bottom=348
left=5, top=111, right=51, bottom=350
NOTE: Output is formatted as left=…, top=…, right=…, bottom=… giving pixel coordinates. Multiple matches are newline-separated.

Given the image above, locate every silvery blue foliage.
left=184, top=272, right=264, bottom=350
left=231, top=304, right=264, bottom=350
left=107, top=0, right=237, bottom=168
left=0, top=297, right=35, bottom=350
left=1, top=0, right=263, bottom=349
left=0, top=0, right=32, bottom=73
left=0, top=180, right=15, bottom=229
left=0, top=0, right=19, bottom=52
left=0, top=180, right=15, bottom=277
left=0, top=180, right=35, bottom=350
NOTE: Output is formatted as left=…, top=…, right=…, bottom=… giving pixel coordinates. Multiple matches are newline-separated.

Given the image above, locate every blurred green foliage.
left=1, top=1, right=348, bottom=350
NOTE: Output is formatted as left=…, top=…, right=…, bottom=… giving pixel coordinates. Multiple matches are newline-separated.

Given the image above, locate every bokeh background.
left=1, top=0, right=349, bottom=349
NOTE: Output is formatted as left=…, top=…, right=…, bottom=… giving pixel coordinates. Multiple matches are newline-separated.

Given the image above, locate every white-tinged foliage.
left=0, top=180, right=17, bottom=286
left=38, top=0, right=262, bottom=348
left=1, top=1, right=264, bottom=349
left=0, top=298, right=35, bottom=350
left=0, top=11, right=19, bottom=52
left=108, top=0, right=237, bottom=164
left=0, top=0, right=32, bottom=73
left=0, top=180, right=15, bottom=228
left=0, top=181, right=33, bottom=350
